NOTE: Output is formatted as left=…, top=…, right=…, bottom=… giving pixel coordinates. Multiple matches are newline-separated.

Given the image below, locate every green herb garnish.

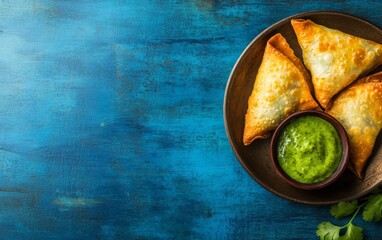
left=316, top=188, right=382, bottom=240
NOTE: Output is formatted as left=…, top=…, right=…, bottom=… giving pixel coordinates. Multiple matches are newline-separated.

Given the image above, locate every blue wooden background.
left=0, top=1, right=381, bottom=239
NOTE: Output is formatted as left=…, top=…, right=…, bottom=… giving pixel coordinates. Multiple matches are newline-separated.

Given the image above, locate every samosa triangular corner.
left=291, top=19, right=382, bottom=109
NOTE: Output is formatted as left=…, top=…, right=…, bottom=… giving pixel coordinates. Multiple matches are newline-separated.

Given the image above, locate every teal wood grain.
left=0, top=0, right=381, bottom=239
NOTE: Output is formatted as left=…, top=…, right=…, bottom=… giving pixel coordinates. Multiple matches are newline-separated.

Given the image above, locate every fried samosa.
left=291, top=19, right=382, bottom=109
left=243, top=33, right=319, bottom=146
left=326, top=72, right=382, bottom=178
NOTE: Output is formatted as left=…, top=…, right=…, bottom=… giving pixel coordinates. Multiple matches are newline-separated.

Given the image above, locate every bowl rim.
left=270, top=110, right=350, bottom=190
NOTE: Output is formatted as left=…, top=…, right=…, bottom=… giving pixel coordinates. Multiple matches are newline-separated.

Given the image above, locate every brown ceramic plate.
left=224, top=11, right=382, bottom=205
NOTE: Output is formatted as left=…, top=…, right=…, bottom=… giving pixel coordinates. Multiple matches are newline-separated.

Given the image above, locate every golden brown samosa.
left=326, top=72, right=382, bottom=178
left=243, top=33, right=319, bottom=146
left=291, top=19, right=382, bottom=109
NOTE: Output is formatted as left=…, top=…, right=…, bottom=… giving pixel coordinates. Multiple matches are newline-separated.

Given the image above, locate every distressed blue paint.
left=0, top=0, right=381, bottom=239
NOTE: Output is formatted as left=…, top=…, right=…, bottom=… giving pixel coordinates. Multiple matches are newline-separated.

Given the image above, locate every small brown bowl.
left=270, top=110, right=350, bottom=190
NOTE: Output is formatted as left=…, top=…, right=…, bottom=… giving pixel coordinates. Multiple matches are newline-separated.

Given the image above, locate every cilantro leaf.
left=330, top=201, right=358, bottom=219
left=362, top=194, right=382, bottom=222
left=316, top=221, right=364, bottom=240
left=316, top=222, right=341, bottom=240
left=316, top=190, right=381, bottom=239
left=340, top=223, right=363, bottom=240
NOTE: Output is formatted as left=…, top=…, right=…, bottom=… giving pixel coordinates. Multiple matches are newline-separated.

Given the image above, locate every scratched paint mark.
left=193, top=0, right=216, bottom=11
left=54, top=197, right=100, bottom=211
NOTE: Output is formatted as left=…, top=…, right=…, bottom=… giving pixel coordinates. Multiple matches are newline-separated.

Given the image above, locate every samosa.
left=243, top=33, right=319, bottom=145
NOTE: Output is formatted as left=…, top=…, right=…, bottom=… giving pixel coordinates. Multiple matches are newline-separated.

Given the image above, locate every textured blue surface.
left=0, top=1, right=381, bottom=239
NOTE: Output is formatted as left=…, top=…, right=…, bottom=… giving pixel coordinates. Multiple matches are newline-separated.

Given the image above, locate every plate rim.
left=223, top=10, right=382, bottom=205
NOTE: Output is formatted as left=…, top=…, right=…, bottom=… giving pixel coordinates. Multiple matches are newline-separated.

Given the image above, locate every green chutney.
left=277, top=115, right=343, bottom=184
